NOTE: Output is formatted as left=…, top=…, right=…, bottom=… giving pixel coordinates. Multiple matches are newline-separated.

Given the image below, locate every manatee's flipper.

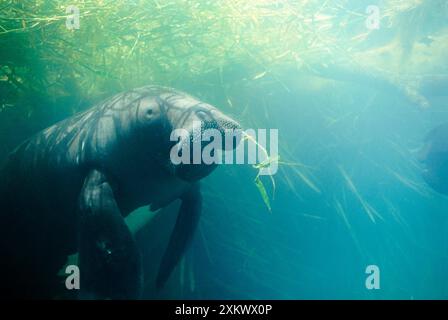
left=78, top=169, right=142, bottom=299
left=156, top=183, right=202, bottom=289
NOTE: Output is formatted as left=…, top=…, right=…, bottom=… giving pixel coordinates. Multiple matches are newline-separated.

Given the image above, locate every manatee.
left=419, top=122, right=448, bottom=195
left=0, top=85, right=241, bottom=299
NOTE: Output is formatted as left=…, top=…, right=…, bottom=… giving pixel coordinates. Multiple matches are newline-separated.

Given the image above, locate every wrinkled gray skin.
left=0, top=85, right=241, bottom=299
left=419, top=123, right=448, bottom=195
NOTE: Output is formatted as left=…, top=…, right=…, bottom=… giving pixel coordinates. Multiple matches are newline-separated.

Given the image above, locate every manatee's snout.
left=172, top=104, right=242, bottom=182
left=182, top=106, right=242, bottom=151
left=205, top=108, right=242, bottom=150
left=211, top=109, right=241, bottom=130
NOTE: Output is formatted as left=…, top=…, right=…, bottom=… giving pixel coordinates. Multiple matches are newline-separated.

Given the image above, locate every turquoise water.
left=134, top=2, right=448, bottom=300
left=1, top=0, right=447, bottom=299
left=172, top=86, right=448, bottom=300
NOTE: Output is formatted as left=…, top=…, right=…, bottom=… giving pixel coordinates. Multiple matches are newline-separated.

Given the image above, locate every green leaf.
left=254, top=175, right=271, bottom=212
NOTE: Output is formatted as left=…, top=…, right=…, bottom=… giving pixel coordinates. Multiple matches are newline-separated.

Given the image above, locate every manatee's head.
left=136, top=86, right=242, bottom=181
left=419, top=123, right=448, bottom=195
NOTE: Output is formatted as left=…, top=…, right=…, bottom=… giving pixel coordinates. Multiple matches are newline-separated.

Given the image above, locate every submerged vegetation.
left=1, top=0, right=445, bottom=114
left=2, top=0, right=446, bottom=205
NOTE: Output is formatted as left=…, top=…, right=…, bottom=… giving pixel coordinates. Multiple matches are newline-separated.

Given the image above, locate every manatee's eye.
left=196, top=110, right=209, bottom=121
left=145, top=108, right=154, bottom=119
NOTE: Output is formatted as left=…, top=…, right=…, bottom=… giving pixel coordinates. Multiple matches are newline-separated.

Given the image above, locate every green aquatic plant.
left=254, top=175, right=272, bottom=212
left=0, top=0, right=376, bottom=114
left=241, top=131, right=277, bottom=212
left=244, top=131, right=319, bottom=213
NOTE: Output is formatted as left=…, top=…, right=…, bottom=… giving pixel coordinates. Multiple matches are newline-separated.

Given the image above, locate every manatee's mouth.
left=173, top=111, right=242, bottom=182
left=176, top=162, right=217, bottom=182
